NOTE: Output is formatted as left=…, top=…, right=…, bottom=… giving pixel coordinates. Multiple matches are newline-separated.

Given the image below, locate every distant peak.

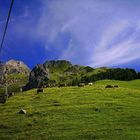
left=44, top=60, right=72, bottom=68
left=6, top=59, right=23, bottom=66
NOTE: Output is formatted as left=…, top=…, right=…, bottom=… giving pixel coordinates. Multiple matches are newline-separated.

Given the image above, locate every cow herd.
left=105, top=85, right=119, bottom=88
left=36, top=83, right=119, bottom=94
left=0, top=82, right=119, bottom=104
left=44, top=82, right=93, bottom=88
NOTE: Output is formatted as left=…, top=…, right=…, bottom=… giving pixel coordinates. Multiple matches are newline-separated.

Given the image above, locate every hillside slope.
left=0, top=80, right=140, bottom=139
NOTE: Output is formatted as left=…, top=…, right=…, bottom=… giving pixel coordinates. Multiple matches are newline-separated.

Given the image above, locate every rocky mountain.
left=5, top=60, right=30, bottom=75
left=23, top=60, right=74, bottom=90
left=0, top=60, right=30, bottom=93
left=0, top=59, right=138, bottom=92
left=23, top=60, right=139, bottom=91
left=23, top=60, right=100, bottom=90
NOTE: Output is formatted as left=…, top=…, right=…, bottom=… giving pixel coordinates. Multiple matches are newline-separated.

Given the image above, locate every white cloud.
left=7, top=0, right=140, bottom=67
left=91, top=20, right=140, bottom=67
left=36, top=0, right=140, bottom=67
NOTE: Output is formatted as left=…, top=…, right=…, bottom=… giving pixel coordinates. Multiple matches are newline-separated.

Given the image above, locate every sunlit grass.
left=0, top=80, right=140, bottom=140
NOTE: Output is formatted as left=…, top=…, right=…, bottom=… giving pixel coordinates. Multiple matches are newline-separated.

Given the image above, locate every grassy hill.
left=0, top=80, right=140, bottom=140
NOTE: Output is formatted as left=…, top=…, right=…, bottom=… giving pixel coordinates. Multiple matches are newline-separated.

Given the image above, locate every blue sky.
left=0, top=0, right=140, bottom=70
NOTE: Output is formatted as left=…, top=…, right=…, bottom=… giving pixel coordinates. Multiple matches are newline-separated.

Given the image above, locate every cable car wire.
left=0, top=0, right=14, bottom=56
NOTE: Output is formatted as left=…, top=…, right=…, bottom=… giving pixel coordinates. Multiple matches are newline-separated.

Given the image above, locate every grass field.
left=0, top=80, right=140, bottom=140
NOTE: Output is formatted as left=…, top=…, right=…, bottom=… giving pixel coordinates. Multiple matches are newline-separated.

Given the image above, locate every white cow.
left=88, top=83, right=93, bottom=86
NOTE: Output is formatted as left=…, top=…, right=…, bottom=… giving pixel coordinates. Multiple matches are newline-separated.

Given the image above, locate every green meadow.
left=0, top=80, right=140, bottom=140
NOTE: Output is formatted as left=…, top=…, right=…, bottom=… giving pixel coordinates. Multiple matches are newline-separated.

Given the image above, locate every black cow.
left=8, top=92, right=14, bottom=98
left=0, top=94, right=7, bottom=104
left=105, top=85, right=114, bottom=88
left=58, top=84, right=66, bottom=88
left=37, top=88, right=43, bottom=93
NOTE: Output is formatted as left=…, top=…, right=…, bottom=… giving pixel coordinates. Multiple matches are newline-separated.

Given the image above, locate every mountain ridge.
left=0, top=59, right=140, bottom=92
left=23, top=60, right=140, bottom=90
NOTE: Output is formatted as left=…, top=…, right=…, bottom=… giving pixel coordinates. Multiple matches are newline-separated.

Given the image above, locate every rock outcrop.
left=5, top=60, right=30, bottom=75
left=23, top=60, right=73, bottom=90
left=23, top=64, right=49, bottom=90
left=0, top=60, right=30, bottom=86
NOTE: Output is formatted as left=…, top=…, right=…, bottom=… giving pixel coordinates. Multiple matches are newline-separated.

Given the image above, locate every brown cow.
left=114, top=85, right=119, bottom=88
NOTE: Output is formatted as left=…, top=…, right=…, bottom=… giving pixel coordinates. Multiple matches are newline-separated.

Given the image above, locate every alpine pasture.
left=0, top=80, right=140, bottom=140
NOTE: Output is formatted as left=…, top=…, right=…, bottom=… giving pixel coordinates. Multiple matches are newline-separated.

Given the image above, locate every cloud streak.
left=92, top=20, right=140, bottom=67
left=36, top=0, right=140, bottom=67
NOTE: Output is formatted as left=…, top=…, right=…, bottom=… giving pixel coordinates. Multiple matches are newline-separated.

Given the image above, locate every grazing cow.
left=52, top=84, right=56, bottom=87
left=105, top=85, right=114, bottom=88
left=20, top=88, right=23, bottom=92
left=8, top=92, right=14, bottom=98
left=78, top=83, right=85, bottom=87
left=49, top=84, right=51, bottom=87
left=114, top=85, right=119, bottom=88
left=47, top=84, right=56, bottom=88
left=88, top=83, right=93, bottom=86
left=37, top=88, right=43, bottom=93
left=58, top=84, right=66, bottom=88
left=0, top=94, right=7, bottom=104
